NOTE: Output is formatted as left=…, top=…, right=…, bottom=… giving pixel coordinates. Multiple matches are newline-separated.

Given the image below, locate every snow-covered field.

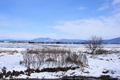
left=0, top=43, right=120, bottom=79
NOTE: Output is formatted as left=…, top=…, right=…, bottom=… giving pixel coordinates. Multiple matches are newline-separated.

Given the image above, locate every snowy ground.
left=0, top=43, right=120, bottom=79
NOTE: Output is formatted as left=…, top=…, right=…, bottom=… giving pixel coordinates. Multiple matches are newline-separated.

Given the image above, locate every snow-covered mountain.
left=31, top=38, right=84, bottom=43
left=0, top=37, right=120, bottom=43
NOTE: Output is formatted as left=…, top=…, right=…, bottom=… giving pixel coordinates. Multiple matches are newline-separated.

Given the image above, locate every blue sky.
left=0, top=0, right=120, bottom=40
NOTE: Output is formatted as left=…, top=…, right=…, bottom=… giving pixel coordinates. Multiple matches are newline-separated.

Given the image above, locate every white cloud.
left=78, top=7, right=86, bottom=10
left=112, top=8, right=120, bottom=13
left=112, top=0, right=120, bottom=5
left=97, top=0, right=120, bottom=12
left=112, top=0, right=120, bottom=13
left=97, top=2, right=109, bottom=11
left=53, top=13, right=120, bottom=39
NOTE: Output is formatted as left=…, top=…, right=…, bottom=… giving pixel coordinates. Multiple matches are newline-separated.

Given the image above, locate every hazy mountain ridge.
left=31, top=38, right=57, bottom=42
left=103, top=37, right=120, bottom=43
left=0, top=37, right=120, bottom=43
left=31, top=38, right=84, bottom=43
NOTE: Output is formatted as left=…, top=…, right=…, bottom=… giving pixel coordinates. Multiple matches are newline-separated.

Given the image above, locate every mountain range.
left=0, top=37, right=120, bottom=43
left=103, top=37, right=120, bottom=43
left=31, top=38, right=85, bottom=43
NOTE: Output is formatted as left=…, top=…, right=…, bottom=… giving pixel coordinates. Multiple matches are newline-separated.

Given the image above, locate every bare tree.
left=85, top=36, right=103, bottom=54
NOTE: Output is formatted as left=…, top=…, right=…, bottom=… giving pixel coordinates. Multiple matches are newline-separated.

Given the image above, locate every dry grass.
left=96, top=49, right=120, bottom=54
left=23, top=48, right=88, bottom=68
left=65, top=54, right=84, bottom=66
left=40, top=48, right=71, bottom=54
left=46, top=58, right=56, bottom=62
left=27, top=48, right=71, bottom=54
left=83, top=48, right=120, bottom=54
left=27, top=49, right=40, bottom=54
left=95, top=49, right=109, bottom=54
left=0, top=50, right=18, bottom=54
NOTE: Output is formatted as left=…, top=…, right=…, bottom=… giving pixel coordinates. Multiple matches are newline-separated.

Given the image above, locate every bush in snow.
left=84, top=36, right=103, bottom=54
left=21, top=48, right=88, bottom=69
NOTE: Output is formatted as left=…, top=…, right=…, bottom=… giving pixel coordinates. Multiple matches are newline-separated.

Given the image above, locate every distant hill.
left=31, top=38, right=57, bottom=42
left=31, top=37, right=120, bottom=43
left=103, top=37, right=120, bottom=43
left=0, top=37, right=120, bottom=43
left=31, top=38, right=84, bottom=43
left=58, top=39, right=84, bottom=43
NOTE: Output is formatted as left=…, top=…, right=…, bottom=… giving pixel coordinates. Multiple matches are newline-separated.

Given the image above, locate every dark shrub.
left=100, top=75, right=118, bottom=80
left=96, top=49, right=109, bottom=54
left=35, top=68, right=40, bottom=73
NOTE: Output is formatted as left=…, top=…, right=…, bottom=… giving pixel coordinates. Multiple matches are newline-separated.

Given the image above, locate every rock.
left=0, top=72, right=3, bottom=78
left=5, top=71, right=11, bottom=78
left=19, top=71, right=24, bottom=74
left=14, top=71, right=19, bottom=76
left=2, top=67, right=7, bottom=75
